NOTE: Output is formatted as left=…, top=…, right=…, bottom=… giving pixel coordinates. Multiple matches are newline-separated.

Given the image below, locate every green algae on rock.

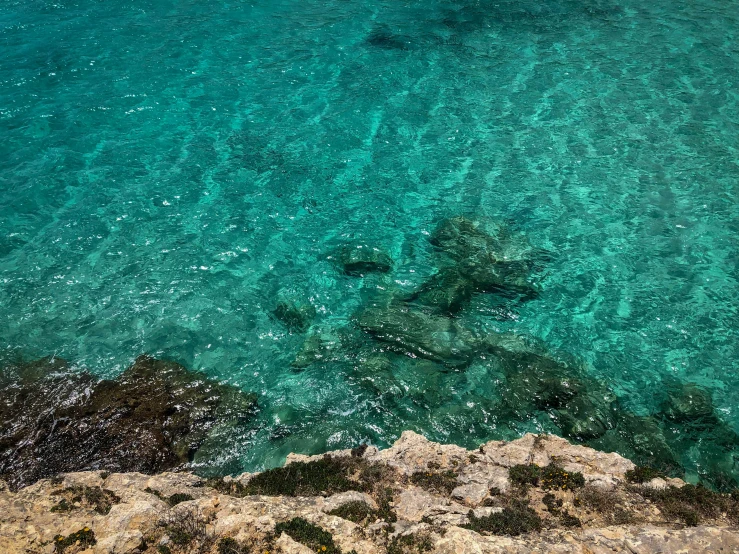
left=0, top=356, right=259, bottom=491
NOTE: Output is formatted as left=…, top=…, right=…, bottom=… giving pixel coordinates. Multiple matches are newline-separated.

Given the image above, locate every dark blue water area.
left=1, top=0, right=738, bottom=483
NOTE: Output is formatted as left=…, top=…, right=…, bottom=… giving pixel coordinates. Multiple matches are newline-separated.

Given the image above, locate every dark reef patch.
left=278, top=214, right=739, bottom=489
left=366, top=24, right=411, bottom=51
left=331, top=243, right=394, bottom=276
left=272, top=298, right=316, bottom=333
left=0, top=355, right=259, bottom=491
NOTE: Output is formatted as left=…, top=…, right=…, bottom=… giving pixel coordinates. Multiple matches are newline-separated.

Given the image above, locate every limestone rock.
left=276, top=533, right=314, bottom=554
left=367, top=431, right=470, bottom=474
left=2, top=431, right=737, bottom=554
left=322, top=491, right=379, bottom=512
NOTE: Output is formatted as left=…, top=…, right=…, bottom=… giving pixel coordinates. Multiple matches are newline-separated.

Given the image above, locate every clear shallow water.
left=1, top=0, right=738, bottom=480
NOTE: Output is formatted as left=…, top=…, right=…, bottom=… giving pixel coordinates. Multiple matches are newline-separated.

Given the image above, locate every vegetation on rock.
left=509, top=464, right=584, bottom=491
left=465, top=500, right=543, bottom=536
left=50, top=485, right=120, bottom=515
left=53, top=527, right=96, bottom=553
left=574, top=486, right=637, bottom=525
left=275, top=517, right=341, bottom=554
left=327, top=500, right=377, bottom=523
left=386, top=532, right=434, bottom=554
left=636, top=484, right=739, bottom=527
left=625, top=466, right=664, bottom=484
left=410, top=470, right=458, bottom=494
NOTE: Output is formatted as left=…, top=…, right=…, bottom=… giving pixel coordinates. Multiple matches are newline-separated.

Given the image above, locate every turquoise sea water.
left=1, top=0, right=738, bottom=481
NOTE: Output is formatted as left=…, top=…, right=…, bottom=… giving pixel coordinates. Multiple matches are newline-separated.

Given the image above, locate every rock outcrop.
left=2, top=431, right=737, bottom=554
left=0, top=356, right=259, bottom=491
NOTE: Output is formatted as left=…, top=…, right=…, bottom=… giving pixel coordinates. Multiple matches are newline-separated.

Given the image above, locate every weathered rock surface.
left=3, top=431, right=736, bottom=554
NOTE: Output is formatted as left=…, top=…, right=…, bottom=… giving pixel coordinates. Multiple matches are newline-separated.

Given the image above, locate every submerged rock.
left=656, top=382, right=739, bottom=490
left=332, top=244, right=393, bottom=276
left=366, top=24, right=410, bottom=50
left=489, top=342, right=616, bottom=441
left=291, top=325, right=355, bottom=369
left=429, top=216, right=546, bottom=297
left=660, top=382, right=714, bottom=422
left=591, top=412, right=682, bottom=476
left=347, top=354, right=405, bottom=400
left=357, top=295, right=479, bottom=367
left=273, top=298, right=316, bottom=333
left=406, top=267, right=475, bottom=315
left=0, top=356, right=258, bottom=490
left=555, top=394, right=615, bottom=441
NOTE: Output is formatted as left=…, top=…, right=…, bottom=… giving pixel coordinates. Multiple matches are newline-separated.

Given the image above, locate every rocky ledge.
left=3, top=432, right=739, bottom=554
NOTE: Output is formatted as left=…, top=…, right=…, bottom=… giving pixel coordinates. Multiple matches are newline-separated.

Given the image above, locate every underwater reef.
left=1, top=215, right=738, bottom=495
left=288, top=216, right=739, bottom=490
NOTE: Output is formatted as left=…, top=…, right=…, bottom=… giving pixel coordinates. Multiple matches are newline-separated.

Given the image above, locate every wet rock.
left=357, top=296, right=479, bottom=367
left=332, top=244, right=393, bottom=276
left=661, top=382, right=714, bottom=422
left=273, top=299, right=316, bottom=333
left=0, top=356, right=259, bottom=490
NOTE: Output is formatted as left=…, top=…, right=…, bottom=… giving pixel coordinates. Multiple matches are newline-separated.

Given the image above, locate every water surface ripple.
left=1, top=0, right=738, bottom=483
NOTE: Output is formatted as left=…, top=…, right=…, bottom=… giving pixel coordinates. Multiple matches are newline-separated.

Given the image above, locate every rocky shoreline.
left=3, top=431, right=738, bottom=554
